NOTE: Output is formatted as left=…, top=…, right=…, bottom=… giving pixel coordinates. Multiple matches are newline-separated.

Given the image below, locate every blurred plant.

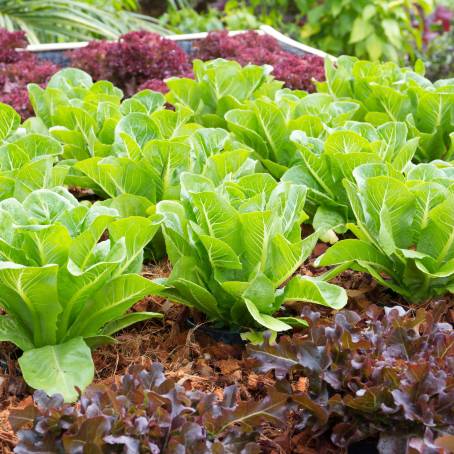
left=161, top=0, right=261, bottom=34
left=167, top=0, right=439, bottom=63
left=192, top=30, right=325, bottom=92
left=423, top=4, right=453, bottom=41
left=68, top=31, right=192, bottom=96
left=0, top=29, right=59, bottom=119
left=295, top=0, right=434, bottom=62
left=160, top=6, right=224, bottom=33
left=419, top=5, right=454, bottom=80
left=0, top=0, right=168, bottom=44
left=421, top=27, right=454, bottom=81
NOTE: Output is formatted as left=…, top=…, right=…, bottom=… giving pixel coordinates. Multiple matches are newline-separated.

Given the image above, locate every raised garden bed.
left=26, top=26, right=333, bottom=64
left=0, top=25, right=453, bottom=454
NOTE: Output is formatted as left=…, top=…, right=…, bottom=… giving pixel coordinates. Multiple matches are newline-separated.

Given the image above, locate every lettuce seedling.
left=0, top=188, right=163, bottom=401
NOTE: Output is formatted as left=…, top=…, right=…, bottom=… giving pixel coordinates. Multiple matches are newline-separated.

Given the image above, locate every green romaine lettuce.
left=156, top=175, right=347, bottom=331
left=321, top=56, right=454, bottom=161
left=315, top=162, right=454, bottom=301
left=282, top=121, right=419, bottom=239
left=0, top=188, right=163, bottom=401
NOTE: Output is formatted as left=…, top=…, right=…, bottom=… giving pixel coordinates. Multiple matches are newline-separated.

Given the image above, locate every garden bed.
left=0, top=25, right=453, bottom=454
left=25, top=26, right=333, bottom=65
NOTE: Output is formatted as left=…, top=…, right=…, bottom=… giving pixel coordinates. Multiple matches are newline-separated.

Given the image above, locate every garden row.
left=0, top=49, right=453, bottom=451
left=0, top=29, right=324, bottom=119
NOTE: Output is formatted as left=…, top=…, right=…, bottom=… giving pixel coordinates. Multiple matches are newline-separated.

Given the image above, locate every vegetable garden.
left=0, top=2, right=453, bottom=453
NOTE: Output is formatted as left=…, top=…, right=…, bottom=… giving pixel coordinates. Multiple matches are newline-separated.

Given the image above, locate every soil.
left=0, top=242, right=451, bottom=453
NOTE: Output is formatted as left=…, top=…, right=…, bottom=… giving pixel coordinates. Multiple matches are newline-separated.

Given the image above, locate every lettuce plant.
left=282, top=121, right=419, bottom=239
left=316, top=163, right=454, bottom=301
left=192, top=30, right=326, bottom=92
left=0, top=30, right=59, bottom=120
left=166, top=58, right=282, bottom=127
left=28, top=68, right=167, bottom=161
left=320, top=56, right=454, bottom=162
left=11, top=363, right=292, bottom=453
left=0, top=132, right=67, bottom=201
left=225, top=91, right=361, bottom=176
left=249, top=304, right=454, bottom=452
left=68, top=31, right=192, bottom=96
left=72, top=127, right=251, bottom=210
left=156, top=174, right=347, bottom=331
left=0, top=188, right=163, bottom=401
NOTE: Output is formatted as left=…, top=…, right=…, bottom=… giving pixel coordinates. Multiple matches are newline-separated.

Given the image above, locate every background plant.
left=0, top=30, right=59, bottom=119
left=161, top=0, right=261, bottom=33
left=419, top=6, right=454, bottom=81
left=68, top=31, right=192, bottom=96
left=0, top=0, right=168, bottom=44
left=164, top=0, right=441, bottom=63
left=293, top=0, right=433, bottom=62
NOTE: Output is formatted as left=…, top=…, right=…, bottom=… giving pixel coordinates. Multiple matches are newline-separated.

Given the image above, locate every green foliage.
left=282, top=121, right=418, bottom=238
left=0, top=0, right=168, bottom=44
left=160, top=6, right=224, bottom=33
left=0, top=187, right=162, bottom=400
left=296, top=0, right=433, bottom=62
left=316, top=162, right=454, bottom=301
left=166, top=58, right=282, bottom=127
left=0, top=54, right=453, bottom=406
left=161, top=1, right=261, bottom=33
left=156, top=174, right=347, bottom=331
left=321, top=56, right=454, bottom=162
